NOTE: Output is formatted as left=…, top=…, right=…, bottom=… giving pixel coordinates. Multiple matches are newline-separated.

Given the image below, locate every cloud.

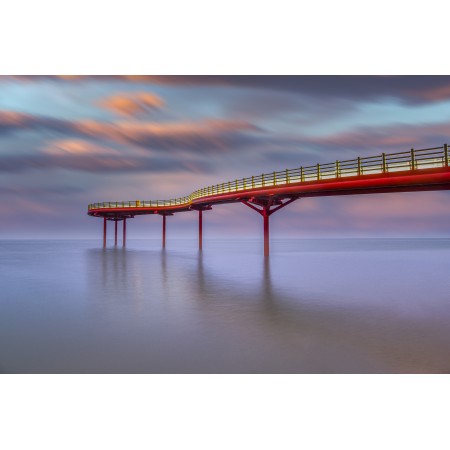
left=98, top=92, right=165, bottom=117
left=0, top=110, right=263, bottom=153
left=406, top=84, right=450, bottom=102
left=0, top=152, right=211, bottom=174
left=0, top=138, right=213, bottom=174
left=301, top=121, right=450, bottom=155
left=8, top=75, right=450, bottom=105
left=0, top=110, right=77, bottom=135
left=75, top=118, right=261, bottom=152
left=341, top=192, right=450, bottom=220
left=43, top=139, right=121, bottom=155
left=0, top=185, right=84, bottom=196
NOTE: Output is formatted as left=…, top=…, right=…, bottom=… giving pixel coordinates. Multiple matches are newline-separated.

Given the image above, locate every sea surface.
left=1, top=238, right=450, bottom=373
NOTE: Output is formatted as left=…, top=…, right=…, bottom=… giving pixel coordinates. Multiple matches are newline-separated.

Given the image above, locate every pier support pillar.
left=199, top=210, right=203, bottom=250
left=162, top=215, right=166, bottom=249
left=103, top=217, right=107, bottom=248
left=242, top=196, right=299, bottom=257
left=123, top=218, right=127, bottom=247
left=190, top=205, right=211, bottom=251
left=263, top=210, right=269, bottom=257
left=114, top=219, right=118, bottom=246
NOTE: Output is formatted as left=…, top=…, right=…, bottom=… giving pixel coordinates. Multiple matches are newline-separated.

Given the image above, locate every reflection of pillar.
left=263, top=208, right=269, bottom=257
left=103, top=217, right=107, bottom=248
left=199, top=210, right=203, bottom=250
left=123, top=218, right=127, bottom=247
left=114, top=220, right=118, bottom=246
left=162, top=215, right=166, bottom=249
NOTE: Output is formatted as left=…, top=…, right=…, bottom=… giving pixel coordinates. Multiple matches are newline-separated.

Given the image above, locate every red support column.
left=103, top=217, right=107, bottom=248
left=263, top=209, right=269, bottom=257
left=162, top=215, right=166, bottom=249
left=114, top=219, right=118, bottom=246
left=199, top=210, right=203, bottom=250
left=123, top=218, right=127, bottom=247
left=242, top=197, right=298, bottom=257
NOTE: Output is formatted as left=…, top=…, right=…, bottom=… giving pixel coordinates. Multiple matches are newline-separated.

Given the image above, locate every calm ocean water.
left=1, top=238, right=450, bottom=373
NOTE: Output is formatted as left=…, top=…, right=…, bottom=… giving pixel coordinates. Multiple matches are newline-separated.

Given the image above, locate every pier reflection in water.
left=85, top=238, right=450, bottom=373
left=1, top=239, right=450, bottom=373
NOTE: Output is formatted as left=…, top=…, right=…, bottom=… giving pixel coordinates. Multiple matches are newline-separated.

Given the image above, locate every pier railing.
left=88, top=144, right=449, bottom=210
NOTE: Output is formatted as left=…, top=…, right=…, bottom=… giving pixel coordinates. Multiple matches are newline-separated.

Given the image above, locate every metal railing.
left=88, top=144, right=449, bottom=210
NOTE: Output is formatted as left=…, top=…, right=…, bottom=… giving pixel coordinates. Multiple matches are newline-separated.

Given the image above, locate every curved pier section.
left=88, top=144, right=450, bottom=255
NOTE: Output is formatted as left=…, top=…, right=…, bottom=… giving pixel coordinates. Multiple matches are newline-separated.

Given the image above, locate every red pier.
left=90, top=144, right=450, bottom=255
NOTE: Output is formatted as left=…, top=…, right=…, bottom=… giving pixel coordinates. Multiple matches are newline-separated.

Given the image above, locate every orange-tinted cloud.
left=297, top=122, right=450, bottom=159
left=73, top=118, right=261, bottom=152
left=341, top=192, right=450, bottom=220
left=0, top=109, right=262, bottom=153
left=43, top=139, right=121, bottom=155
left=8, top=75, right=450, bottom=105
left=98, top=92, right=165, bottom=117
left=409, top=84, right=450, bottom=102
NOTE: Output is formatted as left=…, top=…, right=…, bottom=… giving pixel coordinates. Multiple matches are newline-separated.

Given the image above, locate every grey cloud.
left=0, top=111, right=264, bottom=153
left=0, top=153, right=213, bottom=174
left=8, top=75, right=450, bottom=105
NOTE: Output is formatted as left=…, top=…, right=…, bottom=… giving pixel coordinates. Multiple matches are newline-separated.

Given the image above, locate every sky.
left=2, top=75, right=450, bottom=239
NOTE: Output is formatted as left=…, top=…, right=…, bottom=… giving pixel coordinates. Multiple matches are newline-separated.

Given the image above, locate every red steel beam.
left=191, top=168, right=450, bottom=206
left=88, top=167, right=450, bottom=218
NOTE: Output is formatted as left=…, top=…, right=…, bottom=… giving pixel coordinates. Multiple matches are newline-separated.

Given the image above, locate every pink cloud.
left=73, top=118, right=261, bottom=152
left=341, top=192, right=450, bottom=220
left=7, top=76, right=450, bottom=105
left=98, top=92, right=165, bottom=117
left=302, top=122, right=450, bottom=156
left=43, top=139, right=121, bottom=156
left=409, top=84, right=450, bottom=102
left=0, top=108, right=262, bottom=154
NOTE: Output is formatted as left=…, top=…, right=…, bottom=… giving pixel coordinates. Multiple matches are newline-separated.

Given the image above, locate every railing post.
left=382, top=153, right=387, bottom=173
left=357, top=157, right=361, bottom=176
left=262, top=174, right=265, bottom=186
left=445, top=143, right=448, bottom=167
left=236, top=179, right=238, bottom=191
left=252, top=176, right=255, bottom=188
left=317, top=163, right=320, bottom=181
left=300, top=166, right=304, bottom=182
left=411, top=148, right=415, bottom=170
left=336, top=160, right=340, bottom=178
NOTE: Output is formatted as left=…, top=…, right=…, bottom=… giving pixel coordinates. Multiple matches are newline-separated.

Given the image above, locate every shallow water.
left=1, top=238, right=450, bottom=373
